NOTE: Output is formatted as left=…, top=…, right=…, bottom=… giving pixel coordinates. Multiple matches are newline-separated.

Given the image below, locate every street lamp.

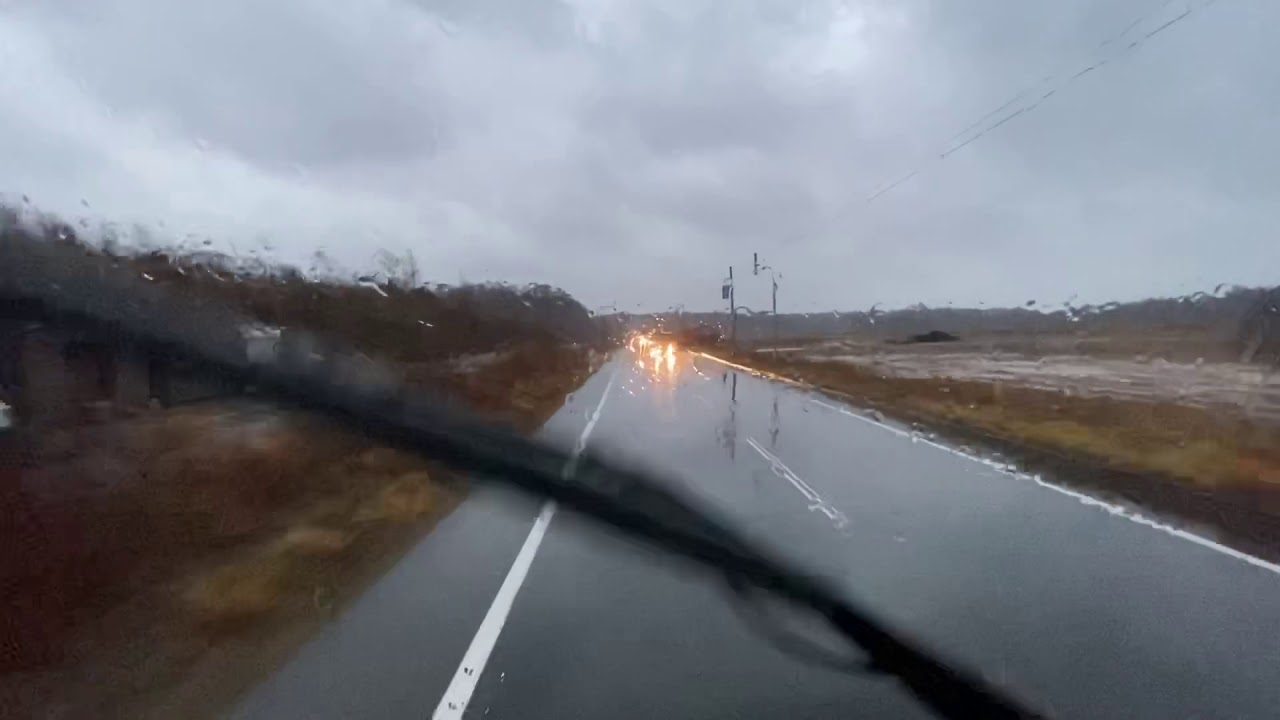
left=754, top=253, right=780, bottom=359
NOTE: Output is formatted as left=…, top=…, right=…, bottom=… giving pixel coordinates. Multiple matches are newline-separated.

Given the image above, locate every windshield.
left=3, top=2, right=1279, bottom=719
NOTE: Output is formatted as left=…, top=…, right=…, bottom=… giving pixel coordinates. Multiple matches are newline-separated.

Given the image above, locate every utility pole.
left=728, top=265, right=736, bottom=351
left=771, top=271, right=778, bottom=359
left=754, top=253, right=779, bottom=359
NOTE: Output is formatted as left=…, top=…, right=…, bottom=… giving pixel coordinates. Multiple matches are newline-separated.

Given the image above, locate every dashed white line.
left=807, top=396, right=1280, bottom=576
left=744, top=437, right=848, bottom=529
left=431, top=371, right=617, bottom=719
left=700, top=352, right=1280, bottom=573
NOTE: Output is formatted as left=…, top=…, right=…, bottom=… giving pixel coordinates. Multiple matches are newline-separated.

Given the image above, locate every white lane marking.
left=810, top=398, right=912, bottom=439
left=745, top=436, right=848, bottom=529
left=564, top=373, right=615, bottom=479
left=695, top=351, right=805, bottom=387
left=432, top=371, right=617, bottom=719
left=808, top=397, right=1280, bottom=576
left=698, top=352, right=1280, bottom=575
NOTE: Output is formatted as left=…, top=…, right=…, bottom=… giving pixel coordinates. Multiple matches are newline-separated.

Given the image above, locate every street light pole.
left=729, top=265, right=737, bottom=351
left=755, top=253, right=779, bottom=359
left=771, top=270, right=778, bottom=360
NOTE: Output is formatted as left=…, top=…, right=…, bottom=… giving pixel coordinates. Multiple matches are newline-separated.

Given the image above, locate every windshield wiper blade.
left=0, top=233, right=1045, bottom=719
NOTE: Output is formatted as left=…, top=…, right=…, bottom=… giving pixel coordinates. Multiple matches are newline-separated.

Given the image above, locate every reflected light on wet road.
left=627, top=333, right=680, bottom=383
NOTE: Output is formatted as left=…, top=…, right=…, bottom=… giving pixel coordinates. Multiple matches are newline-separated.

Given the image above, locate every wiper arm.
left=0, top=234, right=1045, bottom=719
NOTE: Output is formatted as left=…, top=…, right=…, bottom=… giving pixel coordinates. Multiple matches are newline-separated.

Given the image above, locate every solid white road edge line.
left=805, top=397, right=1280, bottom=576
left=431, top=370, right=618, bottom=719
left=694, top=351, right=805, bottom=387
left=695, top=350, right=1280, bottom=575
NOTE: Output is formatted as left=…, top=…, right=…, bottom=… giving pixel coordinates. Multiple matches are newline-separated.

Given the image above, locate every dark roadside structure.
left=0, top=299, right=246, bottom=431
left=0, top=229, right=1045, bottom=718
left=1238, top=286, right=1280, bottom=365
left=902, top=330, right=961, bottom=344
left=671, top=323, right=724, bottom=346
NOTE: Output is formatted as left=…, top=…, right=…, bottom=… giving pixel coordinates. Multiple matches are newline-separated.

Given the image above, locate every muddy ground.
left=772, top=331, right=1280, bottom=424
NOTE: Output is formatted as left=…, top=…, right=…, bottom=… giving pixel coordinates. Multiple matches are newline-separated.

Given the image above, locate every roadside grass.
left=2, top=342, right=595, bottom=720
left=0, top=219, right=604, bottom=718
left=738, top=354, right=1280, bottom=489
left=408, top=341, right=601, bottom=431
left=181, top=455, right=450, bottom=635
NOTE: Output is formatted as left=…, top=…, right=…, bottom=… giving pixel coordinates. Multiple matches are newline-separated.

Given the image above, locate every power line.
left=939, top=0, right=1179, bottom=153
left=861, top=0, right=1224, bottom=205
left=935, top=1, right=1216, bottom=162
left=943, top=87, right=1038, bottom=145
left=865, top=169, right=919, bottom=203
left=941, top=0, right=1176, bottom=148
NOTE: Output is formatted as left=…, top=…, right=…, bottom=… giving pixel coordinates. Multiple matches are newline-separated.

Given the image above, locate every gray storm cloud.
left=1, top=0, right=1276, bottom=312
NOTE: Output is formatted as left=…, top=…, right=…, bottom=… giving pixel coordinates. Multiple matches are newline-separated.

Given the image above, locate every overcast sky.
left=2, top=0, right=1277, bottom=312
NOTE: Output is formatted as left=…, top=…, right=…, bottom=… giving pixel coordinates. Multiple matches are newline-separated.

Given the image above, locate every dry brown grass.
left=1, top=342, right=595, bottom=720
left=740, top=353, right=1280, bottom=489
left=181, top=467, right=442, bottom=634
left=185, top=557, right=289, bottom=624
left=409, top=341, right=597, bottom=431
left=275, top=527, right=352, bottom=556
left=728, top=352, right=1280, bottom=563
left=352, top=472, right=440, bottom=524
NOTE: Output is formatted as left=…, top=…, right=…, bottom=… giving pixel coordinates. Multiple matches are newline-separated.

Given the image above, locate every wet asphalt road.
left=233, top=349, right=1280, bottom=719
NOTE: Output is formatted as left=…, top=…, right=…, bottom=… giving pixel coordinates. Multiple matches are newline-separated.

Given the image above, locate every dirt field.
left=791, top=349, right=1280, bottom=424
left=0, top=343, right=599, bottom=720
